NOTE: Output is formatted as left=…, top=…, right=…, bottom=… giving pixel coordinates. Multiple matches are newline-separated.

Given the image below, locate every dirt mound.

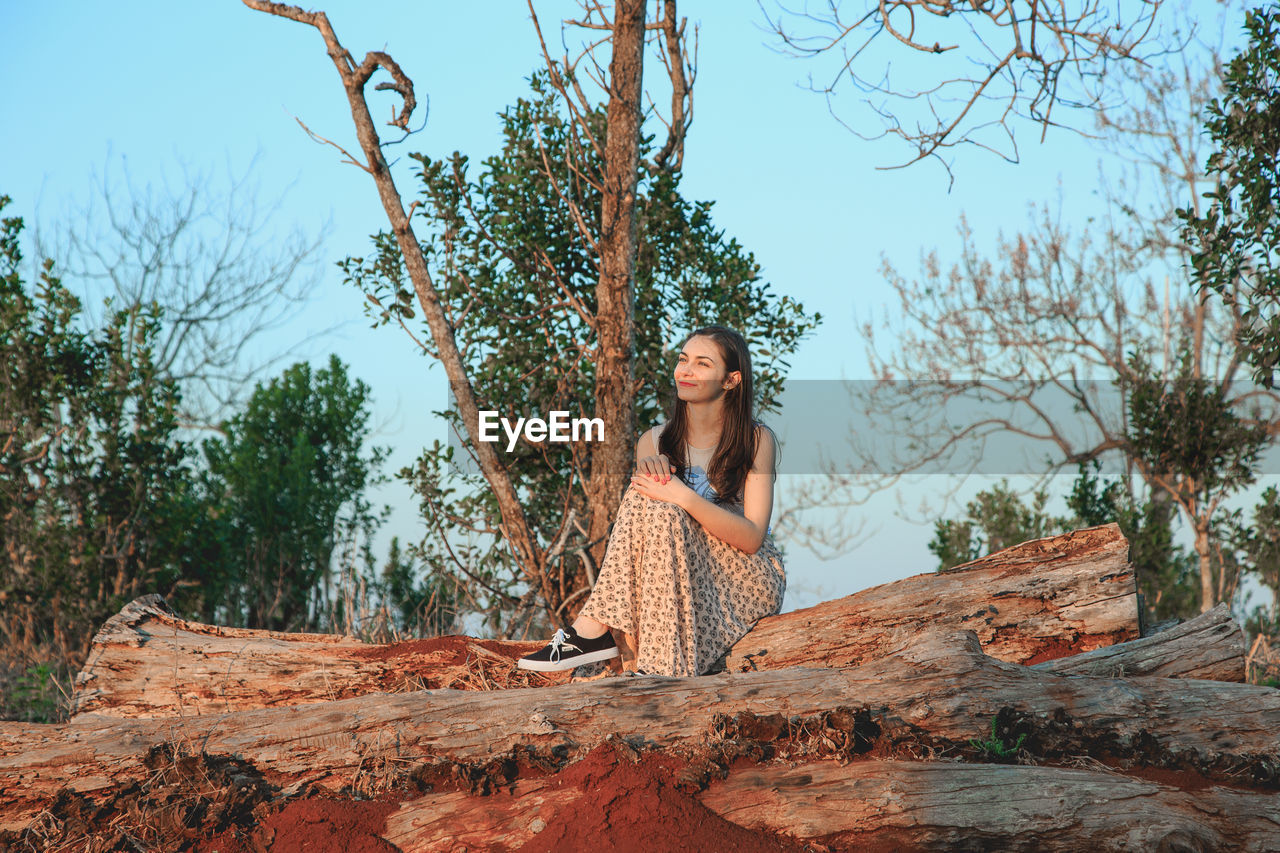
left=514, top=742, right=805, bottom=853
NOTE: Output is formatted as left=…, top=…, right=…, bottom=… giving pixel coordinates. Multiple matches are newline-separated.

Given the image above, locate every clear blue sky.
left=0, top=1, right=1243, bottom=610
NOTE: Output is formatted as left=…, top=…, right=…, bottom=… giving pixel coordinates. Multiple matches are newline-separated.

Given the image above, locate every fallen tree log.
left=707, top=760, right=1280, bottom=852
left=725, top=523, right=1136, bottom=672
left=379, top=758, right=1280, bottom=852
left=1033, top=602, right=1244, bottom=681
left=69, top=595, right=563, bottom=719
left=8, top=629, right=1279, bottom=834
left=72, top=524, right=1137, bottom=719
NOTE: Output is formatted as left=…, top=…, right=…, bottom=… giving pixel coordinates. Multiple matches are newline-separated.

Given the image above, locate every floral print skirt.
left=577, top=488, right=786, bottom=677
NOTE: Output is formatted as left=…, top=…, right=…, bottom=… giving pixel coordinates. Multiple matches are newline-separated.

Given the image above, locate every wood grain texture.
left=725, top=523, right=1137, bottom=673
left=1034, top=602, right=1245, bottom=681
left=71, top=524, right=1139, bottom=720
left=380, top=760, right=1280, bottom=852
left=7, top=629, right=1278, bottom=833
left=700, top=760, right=1280, bottom=852
left=70, top=595, right=553, bottom=719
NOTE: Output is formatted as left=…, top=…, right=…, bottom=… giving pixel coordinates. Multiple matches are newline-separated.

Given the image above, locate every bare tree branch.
left=760, top=0, right=1166, bottom=177
left=243, top=0, right=549, bottom=609
left=35, top=153, right=331, bottom=428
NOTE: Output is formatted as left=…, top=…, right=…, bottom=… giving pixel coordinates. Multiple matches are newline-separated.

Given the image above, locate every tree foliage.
left=1240, top=486, right=1280, bottom=633
left=0, top=196, right=195, bottom=669
left=1124, top=348, right=1269, bottom=513
left=200, top=355, right=388, bottom=632
left=859, top=6, right=1280, bottom=613
left=929, top=481, right=1059, bottom=571
left=39, top=156, right=330, bottom=427
left=1, top=192, right=410, bottom=720
left=1182, top=8, right=1280, bottom=388
left=342, top=75, right=820, bottom=632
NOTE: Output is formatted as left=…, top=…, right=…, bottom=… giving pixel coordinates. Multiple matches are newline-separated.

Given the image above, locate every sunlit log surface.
left=72, top=524, right=1139, bottom=719
left=7, top=629, right=1278, bottom=834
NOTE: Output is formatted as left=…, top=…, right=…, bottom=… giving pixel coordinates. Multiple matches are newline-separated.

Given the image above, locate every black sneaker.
left=517, top=626, right=619, bottom=672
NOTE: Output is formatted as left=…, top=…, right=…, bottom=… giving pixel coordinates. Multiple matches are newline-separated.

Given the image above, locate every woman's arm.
left=634, top=426, right=674, bottom=480
left=630, top=426, right=776, bottom=554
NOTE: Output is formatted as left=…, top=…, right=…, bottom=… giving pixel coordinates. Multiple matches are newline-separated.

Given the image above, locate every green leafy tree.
left=1237, top=487, right=1280, bottom=636
left=343, top=75, right=820, bottom=632
left=1, top=196, right=198, bottom=717
left=376, top=536, right=461, bottom=638
left=1181, top=8, right=1280, bottom=387
left=929, top=481, right=1062, bottom=571
left=1122, top=349, right=1270, bottom=611
left=200, top=355, right=388, bottom=632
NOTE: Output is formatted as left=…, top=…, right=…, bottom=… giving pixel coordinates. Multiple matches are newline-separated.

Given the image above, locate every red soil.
left=193, top=742, right=805, bottom=852
left=350, top=635, right=541, bottom=666
left=197, top=796, right=399, bottom=853
left=516, top=742, right=805, bottom=853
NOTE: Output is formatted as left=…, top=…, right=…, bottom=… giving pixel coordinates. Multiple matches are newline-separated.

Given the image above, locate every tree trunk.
left=10, top=628, right=1280, bottom=833
left=380, top=760, right=1280, bottom=852
left=68, top=584, right=1237, bottom=724
left=725, top=523, right=1138, bottom=672
left=701, top=760, right=1280, bottom=852
left=1196, top=521, right=1215, bottom=612
left=71, top=525, right=1147, bottom=719
left=1032, top=601, right=1244, bottom=681
left=69, top=595, right=565, bottom=720
left=583, top=0, right=646, bottom=584
left=241, top=1, right=548, bottom=608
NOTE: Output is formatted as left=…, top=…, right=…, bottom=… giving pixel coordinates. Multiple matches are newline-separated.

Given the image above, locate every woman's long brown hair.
left=658, top=326, right=770, bottom=504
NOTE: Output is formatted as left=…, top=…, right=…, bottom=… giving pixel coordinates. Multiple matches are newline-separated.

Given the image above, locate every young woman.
left=518, top=326, right=785, bottom=677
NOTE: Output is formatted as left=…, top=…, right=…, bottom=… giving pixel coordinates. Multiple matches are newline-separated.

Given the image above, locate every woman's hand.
left=634, top=454, right=675, bottom=484
left=630, top=466, right=693, bottom=506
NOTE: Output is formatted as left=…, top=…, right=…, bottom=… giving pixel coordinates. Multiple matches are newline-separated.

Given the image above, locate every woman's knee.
left=621, top=488, right=686, bottom=523
left=646, top=498, right=686, bottom=521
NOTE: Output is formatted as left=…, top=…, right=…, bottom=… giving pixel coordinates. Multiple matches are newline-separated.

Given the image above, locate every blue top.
left=684, top=462, right=718, bottom=502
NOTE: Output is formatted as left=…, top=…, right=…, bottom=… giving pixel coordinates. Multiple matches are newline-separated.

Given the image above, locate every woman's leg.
left=576, top=488, right=649, bottom=635
left=561, top=487, right=785, bottom=676
left=577, top=488, right=711, bottom=676
left=571, top=613, right=609, bottom=639
left=516, top=489, right=650, bottom=672
left=574, top=488, right=650, bottom=664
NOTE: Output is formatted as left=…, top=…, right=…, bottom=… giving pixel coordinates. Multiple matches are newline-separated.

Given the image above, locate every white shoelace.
left=548, top=628, right=578, bottom=663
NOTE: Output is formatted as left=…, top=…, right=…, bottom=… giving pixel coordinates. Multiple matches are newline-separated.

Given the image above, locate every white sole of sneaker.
left=517, top=646, right=620, bottom=672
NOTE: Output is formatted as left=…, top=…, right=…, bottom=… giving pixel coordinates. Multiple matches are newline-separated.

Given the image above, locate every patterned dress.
left=576, top=424, right=786, bottom=676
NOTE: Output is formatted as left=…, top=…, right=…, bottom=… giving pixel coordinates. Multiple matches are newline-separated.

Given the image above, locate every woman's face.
left=674, top=335, right=740, bottom=404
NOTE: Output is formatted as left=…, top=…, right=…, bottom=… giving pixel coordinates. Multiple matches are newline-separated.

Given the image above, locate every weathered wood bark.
left=1033, top=602, right=1245, bottom=681
left=381, top=761, right=1280, bottom=852
left=71, top=525, right=1144, bottom=719
left=712, top=761, right=1280, bottom=852
left=584, top=0, right=645, bottom=574
left=10, top=630, right=1280, bottom=833
left=69, top=595, right=561, bottom=719
left=725, top=523, right=1137, bottom=672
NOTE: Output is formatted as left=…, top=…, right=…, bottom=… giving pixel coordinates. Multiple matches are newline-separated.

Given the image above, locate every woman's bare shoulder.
left=751, top=423, right=777, bottom=471
left=753, top=422, right=777, bottom=449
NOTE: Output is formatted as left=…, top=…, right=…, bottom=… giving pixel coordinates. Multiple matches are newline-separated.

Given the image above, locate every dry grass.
left=1246, top=633, right=1280, bottom=687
